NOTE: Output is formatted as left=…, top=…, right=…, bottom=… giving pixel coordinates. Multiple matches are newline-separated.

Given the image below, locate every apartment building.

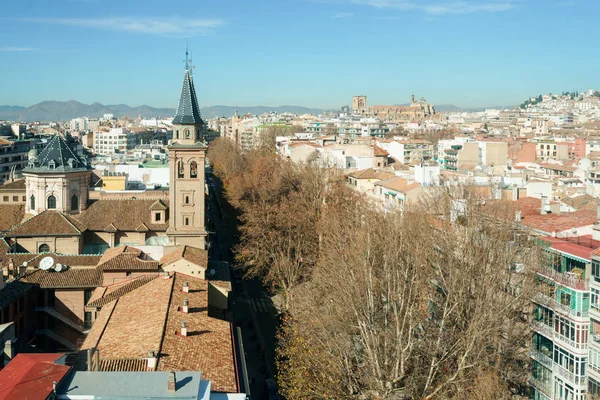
left=0, top=138, right=38, bottom=182
left=377, top=139, right=434, bottom=165
left=93, top=127, right=136, bottom=156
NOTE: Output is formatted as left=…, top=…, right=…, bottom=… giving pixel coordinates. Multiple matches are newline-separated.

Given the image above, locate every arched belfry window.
left=38, top=244, right=50, bottom=253
left=47, top=195, right=56, bottom=209
left=190, top=161, right=197, bottom=178
left=30, top=195, right=35, bottom=210
left=178, top=160, right=184, bottom=178
left=71, top=194, right=79, bottom=211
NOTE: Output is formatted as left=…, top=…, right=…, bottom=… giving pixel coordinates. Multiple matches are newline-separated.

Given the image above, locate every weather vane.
left=184, top=43, right=195, bottom=75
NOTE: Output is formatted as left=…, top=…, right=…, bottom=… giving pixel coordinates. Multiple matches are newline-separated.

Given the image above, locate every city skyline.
left=1, top=0, right=597, bottom=109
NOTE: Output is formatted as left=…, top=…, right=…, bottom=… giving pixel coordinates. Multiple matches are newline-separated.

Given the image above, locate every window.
left=178, top=161, right=184, bottom=178
left=22, top=196, right=25, bottom=201
left=38, top=244, right=50, bottom=253
left=71, top=194, right=79, bottom=211
left=185, top=217, right=189, bottom=226
left=185, top=196, right=189, bottom=204
left=155, top=212, right=161, bottom=222
left=190, top=161, right=197, bottom=178
left=2, top=196, right=7, bottom=202
left=185, top=129, right=190, bottom=139
left=12, top=196, right=17, bottom=202
left=47, top=195, right=56, bottom=209
left=30, top=195, right=35, bottom=210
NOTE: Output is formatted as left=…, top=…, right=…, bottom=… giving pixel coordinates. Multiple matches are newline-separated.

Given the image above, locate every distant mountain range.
left=0, top=100, right=514, bottom=122
left=0, top=100, right=330, bottom=122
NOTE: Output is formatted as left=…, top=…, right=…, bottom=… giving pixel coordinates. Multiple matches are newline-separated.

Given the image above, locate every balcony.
left=553, top=364, right=588, bottom=387
left=531, top=320, right=554, bottom=339
left=528, top=376, right=553, bottom=399
left=535, top=265, right=588, bottom=291
left=530, top=349, right=553, bottom=370
left=554, top=300, right=589, bottom=319
left=553, top=332, right=588, bottom=353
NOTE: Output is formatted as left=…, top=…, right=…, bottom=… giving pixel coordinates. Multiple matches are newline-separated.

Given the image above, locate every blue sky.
left=0, top=0, right=597, bottom=109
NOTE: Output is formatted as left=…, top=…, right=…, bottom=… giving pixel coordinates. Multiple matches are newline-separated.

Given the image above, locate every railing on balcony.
left=533, top=292, right=554, bottom=308
left=532, top=320, right=554, bottom=338
left=530, top=349, right=553, bottom=370
left=535, top=265, right=589, bottom=291
left=554, top=301, right=589, bottom=319
left=553, top=332, right=588, bottom=352
left=553, top=364, right=588, bottom=387
left=528, top=376, right=553, bottom=399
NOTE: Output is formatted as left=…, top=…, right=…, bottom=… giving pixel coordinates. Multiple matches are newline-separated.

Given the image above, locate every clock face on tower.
left=185, top=129, right=190, bottom=139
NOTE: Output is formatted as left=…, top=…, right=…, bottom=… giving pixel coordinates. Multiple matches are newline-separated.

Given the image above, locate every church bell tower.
left=166, top=49, right=208, bottom=249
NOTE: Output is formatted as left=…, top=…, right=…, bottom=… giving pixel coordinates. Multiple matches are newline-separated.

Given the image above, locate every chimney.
left=540, top=196, right=548, bottom=215
left=147, top=350, right=157, bottom=371
left=182, top=298, right=189, bottom=314
left=180, top=321, right=187, bottom=337
left=8, top=259, right=14, bottom=276
left=515, top=210, right=522, bottom=222
left=87, top=348, right=93, bottom=371
left=512, top=185, right=519, bottom=201
left=94, top=348, right=100, bottom=371
left=168, top=371, right=176, bottom=392
left=163, top=271, right=170, bottom=279
left=182, top=281, right=189, bottom=293
left=4, top=339, right=16, bottom=366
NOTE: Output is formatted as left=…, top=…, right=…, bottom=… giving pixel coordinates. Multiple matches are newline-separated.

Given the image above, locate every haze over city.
left=1, top=0, right=598, bottom=108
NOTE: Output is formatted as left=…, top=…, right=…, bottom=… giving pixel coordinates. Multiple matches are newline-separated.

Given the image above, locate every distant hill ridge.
left=0, top=100, right=330, bottom=122
left=0, top=100, right=512, bottom=122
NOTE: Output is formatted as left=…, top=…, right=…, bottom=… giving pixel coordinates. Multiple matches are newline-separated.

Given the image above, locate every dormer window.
left=153, top=210, right=165, bottom=223
left=48, top=160, right=56, bottom=169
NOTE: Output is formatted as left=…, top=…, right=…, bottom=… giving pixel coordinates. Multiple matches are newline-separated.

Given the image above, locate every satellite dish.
left=39, top=256, right=54, bottom=271
left=55, top=263, right=63, bottom=272
left=22, top=262, right=28, bottom=267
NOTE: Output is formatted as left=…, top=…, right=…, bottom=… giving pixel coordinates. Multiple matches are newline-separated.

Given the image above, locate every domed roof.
left=28, top=148, right=38, bottom=160
left=23, top=135, right=89, bottom=173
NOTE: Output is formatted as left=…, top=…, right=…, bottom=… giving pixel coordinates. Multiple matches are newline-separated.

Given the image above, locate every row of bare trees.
left=207, top=138, right=537, bottom=399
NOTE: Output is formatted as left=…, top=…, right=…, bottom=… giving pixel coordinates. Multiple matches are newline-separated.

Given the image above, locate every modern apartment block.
left=530, top=228, right=600, bottom=399
left=93, top=127, right=136, bottom=156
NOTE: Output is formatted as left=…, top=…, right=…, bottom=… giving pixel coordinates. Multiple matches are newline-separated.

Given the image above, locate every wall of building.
left=16, top=235, right=81, bottom=254
left=55, top=289, right=85, bottom=323
left=24, top=172, right=90, bottom=215
left=457, top=142, right=479, bottom=168
left=162, top=259, right=206, bottom=279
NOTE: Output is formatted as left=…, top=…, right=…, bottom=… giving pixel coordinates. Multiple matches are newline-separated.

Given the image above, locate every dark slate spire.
left=23, top=135, right=89, bottom=173
left=172, top=68, right=203, bottom=125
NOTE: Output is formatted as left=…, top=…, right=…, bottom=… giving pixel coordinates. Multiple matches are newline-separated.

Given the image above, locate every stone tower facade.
left=166, top=67, right=208, bottom=249
left=23, top=135, right=90, bottom=215
left=352, top=95, right=367, bottom=113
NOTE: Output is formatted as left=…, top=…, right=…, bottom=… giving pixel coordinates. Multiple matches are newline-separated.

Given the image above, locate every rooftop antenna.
left=184, top=43, right=192, bottom=72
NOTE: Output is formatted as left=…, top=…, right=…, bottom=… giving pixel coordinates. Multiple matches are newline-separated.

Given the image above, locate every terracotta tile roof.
left=550, top=241, right=594, bottom=261
left=373, top=145, right=389, bottom=157
left=0, top=179, right=26, bottom=191
left=20, top=268, right=102, bottom=288
left=97, top=246, right=159, bottom=271
left=0, top=280, right=33, bottom=309
left=520, top=208, right=598, bottom=234
left=74, top=199, right=169, bottom=232
left=23, top=253, right=102, bottom=268
left=0, top=353, right=70, bottom=400
left=538, top=163, right=577, bottom=173
left=87, top=276, right=158, bottom=308
left=98, top=246, right=142, bottom=264
left=6, top=210, right=85, bottom=237
left=157, top=274, right=236, bottom=393
left=149, top=200, right=168, bottom=210
left=81, top=273, right=237, bottom=392
left=0, top=204, right=24, bottom=233
left=563, top=194, right=600, bottom=211
left=82, top=276, right=173, bottom=362
left=347, top=168, right=395, bottom=181
left=375, top=177, right=421, bottom=193
left=99, top=358, right=147, bottom=372
left=160, top=246, right=208, bottom=268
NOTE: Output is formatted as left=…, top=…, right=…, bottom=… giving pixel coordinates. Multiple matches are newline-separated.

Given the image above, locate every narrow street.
left=206, top=167, right=280, bottom=400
